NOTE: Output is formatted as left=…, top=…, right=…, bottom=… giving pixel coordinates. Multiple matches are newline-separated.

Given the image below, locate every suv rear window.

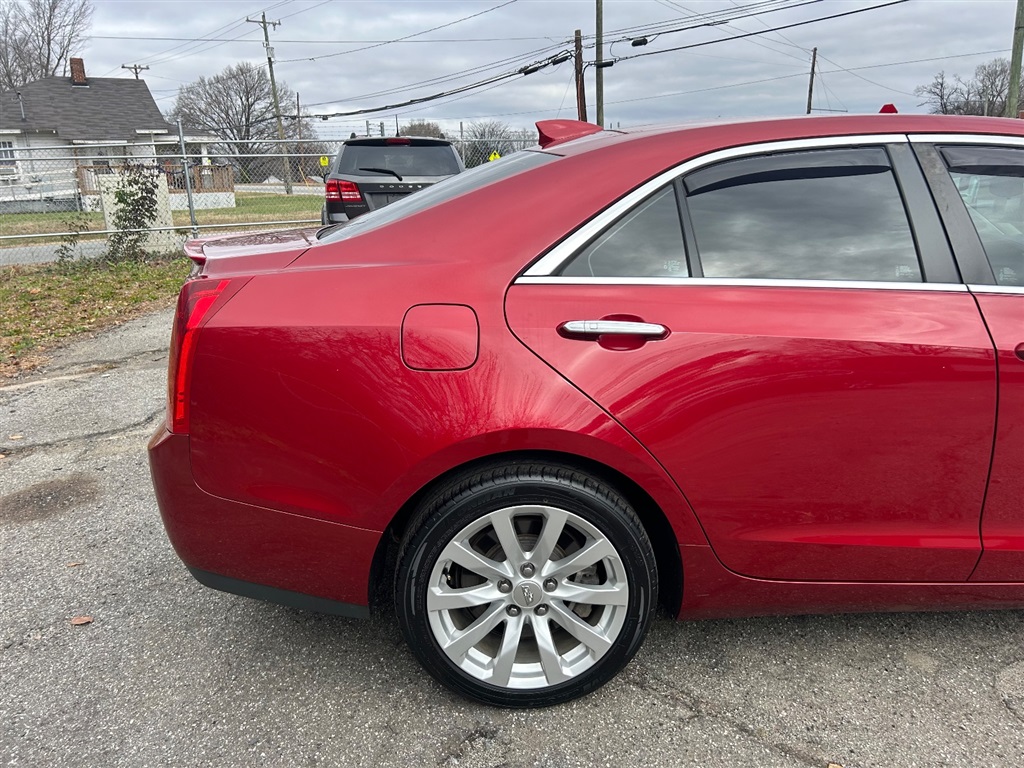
left=336, top=145, right=462, bottom=176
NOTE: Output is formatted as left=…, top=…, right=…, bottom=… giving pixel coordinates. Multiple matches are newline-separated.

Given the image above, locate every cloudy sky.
left=79, top=0, right=1017, bottom=139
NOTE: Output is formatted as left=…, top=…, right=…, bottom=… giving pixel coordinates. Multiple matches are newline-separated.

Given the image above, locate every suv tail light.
left=325, top=179, right=362, bottom=202
left=167, top=278, right=245, bottom=434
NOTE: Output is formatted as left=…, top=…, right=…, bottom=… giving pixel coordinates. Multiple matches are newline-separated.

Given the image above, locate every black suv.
left=321, top=136, right=465, bottom=224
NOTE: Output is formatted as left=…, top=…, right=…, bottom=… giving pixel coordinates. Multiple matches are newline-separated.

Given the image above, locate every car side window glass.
left=940, top=145, right=1024, bottom=287
left=684, top=147, right=923, bottom=282
left=560, top=185, right=688, bottom=277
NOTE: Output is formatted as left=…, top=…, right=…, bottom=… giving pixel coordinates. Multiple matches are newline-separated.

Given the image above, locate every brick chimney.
left=70, top=58, right=87, bottom=86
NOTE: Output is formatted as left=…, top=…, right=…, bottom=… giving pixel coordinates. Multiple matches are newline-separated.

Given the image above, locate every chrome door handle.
left=559, top=320, right=669, bottom=338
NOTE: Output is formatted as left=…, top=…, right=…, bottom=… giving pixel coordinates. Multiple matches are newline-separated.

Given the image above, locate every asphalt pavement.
left=2, top=309, right=1023, bottom=767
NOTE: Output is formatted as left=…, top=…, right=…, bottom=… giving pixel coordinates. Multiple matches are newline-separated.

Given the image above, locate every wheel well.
left=368, top=450, right=683, bottom=617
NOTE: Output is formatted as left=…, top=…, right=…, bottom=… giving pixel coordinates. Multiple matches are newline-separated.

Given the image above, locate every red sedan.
left=149, top=115, right=1024, bottom=707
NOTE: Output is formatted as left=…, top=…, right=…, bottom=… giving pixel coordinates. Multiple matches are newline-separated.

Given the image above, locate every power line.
left=615, top=1, right=910, bottom=63
left=113, top=0, right=295, bottom=71
left=89, top=35, right=555, bottom=43
left=815, top=52, right=917, bottom=97
left=601, top=48, right=1012, bottom=109
left=607, top=0, right=822, bottom=44
left=277, top=0, right=520, bottom=63
left=652, top=0, right=818, bottom=64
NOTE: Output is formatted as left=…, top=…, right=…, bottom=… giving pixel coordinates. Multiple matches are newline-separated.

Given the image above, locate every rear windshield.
left=336, top=145, right=462, bottom=176
left=318, top=150, right=555, bottom=245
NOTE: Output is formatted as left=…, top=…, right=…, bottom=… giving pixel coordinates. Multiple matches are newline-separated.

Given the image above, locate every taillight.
left=339, top=180, right=362, bottom=201
left=167, top=278, right=235, bottom=434
left=325, top=179, right=361, bottom=203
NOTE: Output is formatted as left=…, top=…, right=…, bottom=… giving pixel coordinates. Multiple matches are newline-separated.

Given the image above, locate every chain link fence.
left=0, top=136, right=530, bottom=266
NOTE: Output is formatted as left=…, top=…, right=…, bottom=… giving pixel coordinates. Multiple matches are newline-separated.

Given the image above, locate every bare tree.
left=400, top=119, right=445, bottom=138
left=167, top=62, right=315, bottom=182
left=458, top=120, right=536, bottom=167
left=0, top=0, right=93, bottom=89
left=915, top=58, right=1022, bottom=117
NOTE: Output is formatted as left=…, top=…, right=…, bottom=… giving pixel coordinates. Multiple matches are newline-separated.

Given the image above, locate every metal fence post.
left=176, top=120, right=199, bottom=240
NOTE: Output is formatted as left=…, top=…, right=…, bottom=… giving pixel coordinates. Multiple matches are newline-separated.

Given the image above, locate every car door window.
left=560, top=185, right=688, bottom=277
left=940, top=145, right=1024, bottom=287
left=683, top=147, right=923, bottom=282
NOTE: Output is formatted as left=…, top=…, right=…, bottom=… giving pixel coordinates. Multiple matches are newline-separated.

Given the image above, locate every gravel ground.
left=2, top=309, right=1023, bottom=768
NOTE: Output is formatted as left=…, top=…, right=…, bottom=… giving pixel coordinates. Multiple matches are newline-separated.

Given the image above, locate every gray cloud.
left=82, top=0, right=1016, bottom=139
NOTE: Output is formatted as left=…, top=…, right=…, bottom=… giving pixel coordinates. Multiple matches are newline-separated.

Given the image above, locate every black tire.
left=395, top=461, right=658, bottom=708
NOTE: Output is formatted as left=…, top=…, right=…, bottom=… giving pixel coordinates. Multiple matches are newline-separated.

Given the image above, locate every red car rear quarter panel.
left=187, top=262, right=706, bottom=548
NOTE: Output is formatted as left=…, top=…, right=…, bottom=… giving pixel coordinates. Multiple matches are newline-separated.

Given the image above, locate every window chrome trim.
left=908, top=134, right=1024, bottom=148
left=968, top=284, right=1024, bottom=295
left=522, top=134, right=908, bottom=278
left=515, top=276, right=969, bottom=292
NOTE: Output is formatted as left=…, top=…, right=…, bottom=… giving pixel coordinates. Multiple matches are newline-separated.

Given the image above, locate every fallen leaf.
left=66, top=562, right=83, bottom=568
left=70, top=616, right=93, bottom=626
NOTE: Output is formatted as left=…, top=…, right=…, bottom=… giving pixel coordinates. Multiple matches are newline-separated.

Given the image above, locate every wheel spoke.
left=441, top=540, right=513, bottom=582
left=489, top=509, right=527, bottom=568
left=442, top=602, right=506, bottom=660
left=543, top=537, right=616, bottom=581
left=427, top=583, right=501, bottom=612
left=549, top=602, right=613, bottom=656
left=490, top=613, right=525, bottom=687
left=531, top=507, right=568, bottom=565
left=531, top=613, right=568, bottom=685
left=554, top=581, right=628, bottom=606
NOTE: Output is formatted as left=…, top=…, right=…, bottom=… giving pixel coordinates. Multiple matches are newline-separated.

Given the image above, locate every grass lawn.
left=0, top=257, right=191, bottom=379
left=0, top=192, right=322, bottom=240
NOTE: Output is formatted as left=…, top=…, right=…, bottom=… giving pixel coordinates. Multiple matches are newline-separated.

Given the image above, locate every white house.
left=0, top=58, right=231, bottom=214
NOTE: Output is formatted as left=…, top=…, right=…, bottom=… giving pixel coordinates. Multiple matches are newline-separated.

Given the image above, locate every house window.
left=0, top=141, right=17, bottom=179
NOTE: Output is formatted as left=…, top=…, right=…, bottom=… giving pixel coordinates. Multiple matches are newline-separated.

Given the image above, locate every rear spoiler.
left=536, top=120, right=603, bottom=149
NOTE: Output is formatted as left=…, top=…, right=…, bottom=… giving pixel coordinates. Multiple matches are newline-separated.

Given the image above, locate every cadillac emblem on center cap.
left=518, top=583, right=537, bottom=607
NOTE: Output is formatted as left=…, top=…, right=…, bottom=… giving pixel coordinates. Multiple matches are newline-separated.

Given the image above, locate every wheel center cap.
left=513, top=581, right=542, bottom=608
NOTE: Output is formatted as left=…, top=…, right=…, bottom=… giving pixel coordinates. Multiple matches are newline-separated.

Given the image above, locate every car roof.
left=545, top=114, right=1024, bottom=158
left=343, top=136, right=453, bottom=146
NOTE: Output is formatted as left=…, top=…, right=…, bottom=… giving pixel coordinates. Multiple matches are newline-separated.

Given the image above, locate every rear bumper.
left=147, top=427, right=379, bottom=616
left=323, top=209, right=351, bottom=225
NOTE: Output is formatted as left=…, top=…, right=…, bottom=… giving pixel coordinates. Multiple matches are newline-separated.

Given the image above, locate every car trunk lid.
left=184, top=227, right=321, bottom=277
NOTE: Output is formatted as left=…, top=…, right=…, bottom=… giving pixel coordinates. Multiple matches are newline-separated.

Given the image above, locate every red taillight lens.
left=386, top=137, right=411, bottom=145
left=325, top=179, right=361, bottom=203
left=167, top=278, right=233, bottom=434
left=339, top=180, right=362, bottom=201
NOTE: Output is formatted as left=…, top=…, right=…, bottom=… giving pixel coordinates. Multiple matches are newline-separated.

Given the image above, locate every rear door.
left=506, top=136, right=996, bottom=583
left=914, top=138, right=1024, bottom=582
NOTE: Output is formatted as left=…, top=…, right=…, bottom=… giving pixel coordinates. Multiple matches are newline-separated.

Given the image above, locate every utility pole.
left=121, top=64, right=149, bottom=79
left=574, top=29, right=588, bottom=121
left=805, top=47, right=817, bottom=115
left=596, top=0, right=605, bottom=126
left=248, top=12, right=293, bottom=194
left=1007, top=0, right=1024, bottom=117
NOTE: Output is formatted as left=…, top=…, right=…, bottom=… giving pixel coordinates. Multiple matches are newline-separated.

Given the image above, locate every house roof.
left=0, top=74, right=176, bottom=142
